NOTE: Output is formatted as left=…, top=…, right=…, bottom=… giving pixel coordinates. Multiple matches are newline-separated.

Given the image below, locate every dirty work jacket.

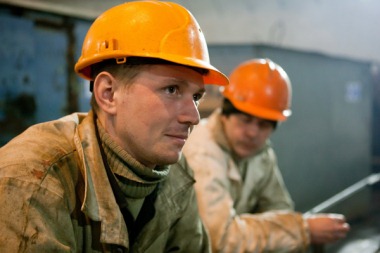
left=183, top=109, right=310, bottom=253
left=0, top=111, right=210, bottom=253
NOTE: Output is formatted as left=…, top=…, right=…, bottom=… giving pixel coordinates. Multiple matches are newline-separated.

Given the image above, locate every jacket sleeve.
left=187, top=151, right=310, bottom=253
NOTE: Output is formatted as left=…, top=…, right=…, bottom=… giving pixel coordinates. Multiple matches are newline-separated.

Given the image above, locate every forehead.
left=149, top=64, right=204, bottom=76
left=233, top=113, right=270, bottom=122
left=134, top=64, right=205, bottom=86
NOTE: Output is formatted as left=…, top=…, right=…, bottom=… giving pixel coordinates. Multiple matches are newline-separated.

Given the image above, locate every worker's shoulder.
left=0, top=114, right=83, bottom=183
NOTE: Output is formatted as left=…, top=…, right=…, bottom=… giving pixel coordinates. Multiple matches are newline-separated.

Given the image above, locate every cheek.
left=137, top=103, right=169, bottom=136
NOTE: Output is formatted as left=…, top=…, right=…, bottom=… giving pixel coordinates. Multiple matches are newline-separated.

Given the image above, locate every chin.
left=236, top=149, right=255, bottom=160
left=157, top=153, right=181, bottom=166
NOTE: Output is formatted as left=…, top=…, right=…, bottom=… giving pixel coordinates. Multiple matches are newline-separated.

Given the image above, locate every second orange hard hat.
left=223, top=58, right=292, bottom=121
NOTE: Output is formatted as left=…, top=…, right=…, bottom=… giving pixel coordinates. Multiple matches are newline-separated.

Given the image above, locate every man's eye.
left=259, top=121, right=273, bottom=129
left=166, top=86, right=178, bottom=94
left=238, top=114, right=251, bottom=123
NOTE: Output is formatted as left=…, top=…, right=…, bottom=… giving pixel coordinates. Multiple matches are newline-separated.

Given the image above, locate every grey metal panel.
left=264, top=47, right=372, bottom=216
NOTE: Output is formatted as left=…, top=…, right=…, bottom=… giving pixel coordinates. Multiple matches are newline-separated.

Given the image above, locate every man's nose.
left=178, top=99, right=200, bottom=126
left=246, top=121, right=260, bottom=137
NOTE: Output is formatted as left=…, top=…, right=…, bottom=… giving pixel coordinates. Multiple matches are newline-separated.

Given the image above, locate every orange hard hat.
left=223, top=58, right=292, bottom=121
left=74, top=0, right=228, bottom=86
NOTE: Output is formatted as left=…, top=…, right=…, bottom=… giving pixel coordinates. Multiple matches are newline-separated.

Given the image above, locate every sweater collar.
left=96, top=119, right=170, bottom=198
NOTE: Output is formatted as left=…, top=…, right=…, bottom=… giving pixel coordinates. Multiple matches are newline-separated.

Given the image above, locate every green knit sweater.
left=97, top=120, right=170, bottom=219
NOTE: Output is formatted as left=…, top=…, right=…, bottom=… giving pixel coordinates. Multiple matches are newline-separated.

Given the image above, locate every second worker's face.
left=111, top=64, right=206, bottom=168
left=221, top=113, right=274, bottom=159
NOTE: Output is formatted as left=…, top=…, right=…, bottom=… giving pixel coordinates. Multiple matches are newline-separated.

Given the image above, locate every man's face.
left=221, top=113, right=274, bottom=159
left=111, top=64, right=205, bottom=168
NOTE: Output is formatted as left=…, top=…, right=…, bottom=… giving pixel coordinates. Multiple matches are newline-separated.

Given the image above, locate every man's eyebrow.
left=169, top=78, right=206, bottom=93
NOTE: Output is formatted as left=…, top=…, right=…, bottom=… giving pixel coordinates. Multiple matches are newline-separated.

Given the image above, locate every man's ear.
left=93, top=72, right=117, bottom=115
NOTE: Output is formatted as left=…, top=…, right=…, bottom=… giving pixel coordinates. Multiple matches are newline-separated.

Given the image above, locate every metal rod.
left=305, top=173, right=380, bottom=215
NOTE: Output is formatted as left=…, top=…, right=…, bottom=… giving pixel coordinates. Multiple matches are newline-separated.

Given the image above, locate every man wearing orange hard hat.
left=183, top=58, right=350, bottom=252
left=0, top=1, right=228, bottom=252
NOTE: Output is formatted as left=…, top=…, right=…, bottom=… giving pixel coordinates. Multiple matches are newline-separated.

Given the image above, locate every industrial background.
left=0, top=0, right=379, bottom=252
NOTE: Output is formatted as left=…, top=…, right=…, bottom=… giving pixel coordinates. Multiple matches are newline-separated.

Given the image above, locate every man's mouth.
left=168, top=134, right=188, bottom=140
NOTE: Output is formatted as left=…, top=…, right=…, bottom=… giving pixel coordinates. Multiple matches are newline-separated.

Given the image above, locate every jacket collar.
left=73, top=110, right=130, bottom=248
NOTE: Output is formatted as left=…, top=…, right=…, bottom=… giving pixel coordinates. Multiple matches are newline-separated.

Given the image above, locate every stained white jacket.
left=183, top=109, right=310, bottom=253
